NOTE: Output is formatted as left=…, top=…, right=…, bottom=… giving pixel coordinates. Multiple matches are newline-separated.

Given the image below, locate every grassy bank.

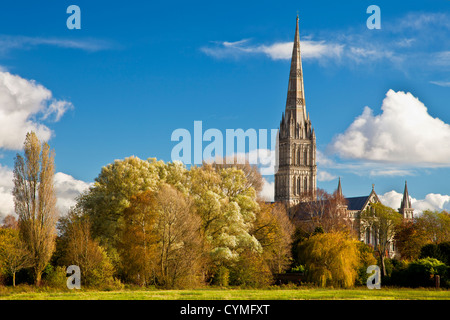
left=0, top=286, right=449, bottom=300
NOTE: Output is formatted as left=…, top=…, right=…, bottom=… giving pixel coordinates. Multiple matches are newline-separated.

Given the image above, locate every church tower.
left=275, top=16, right=317, bottom=208
left=399, top=181, right=414, bottom=220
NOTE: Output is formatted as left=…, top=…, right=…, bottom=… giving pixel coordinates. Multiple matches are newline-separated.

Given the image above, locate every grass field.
left=0, top=286, right=449, bottom=300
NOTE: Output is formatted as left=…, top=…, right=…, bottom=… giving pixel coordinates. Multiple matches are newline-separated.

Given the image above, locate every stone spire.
left=337, top=177, right=343, bottom=198
left=285, top=15, right=307, bottom=126
left=399, top=181, right=414, bottom=219
left=275, top=16, right=317, bottom=209
left=400, top=181, right=412, bottom=210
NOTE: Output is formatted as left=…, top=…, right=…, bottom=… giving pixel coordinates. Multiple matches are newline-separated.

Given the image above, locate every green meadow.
left=0, top=286, right=449, bottom=300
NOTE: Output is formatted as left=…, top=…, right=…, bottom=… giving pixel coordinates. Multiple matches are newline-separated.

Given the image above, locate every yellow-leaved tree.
left=13, top=132, right=58, bottom=286
left=298, top=232, right=359, bottom=288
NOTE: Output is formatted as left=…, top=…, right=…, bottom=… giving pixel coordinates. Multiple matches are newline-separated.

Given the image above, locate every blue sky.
left=0, top=0, right=449, bottom=217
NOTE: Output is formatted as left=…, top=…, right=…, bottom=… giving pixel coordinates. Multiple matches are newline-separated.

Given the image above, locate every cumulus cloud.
left=379, top=190, right=450, bottom=216
left=53, top=172, right=92, bottom=216
left=0, top=166, right=91, bottom=222
left=0, top=71, right=73, bottom=150
left=329, top=90, right=450, bottom=166
left=259, top=178, right=274, bottom=202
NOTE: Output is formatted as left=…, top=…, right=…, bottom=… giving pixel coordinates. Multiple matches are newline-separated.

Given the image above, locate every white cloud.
left=430, top=80, right=450, bottom=87
left=329, top=90, right=450, bottom=166
left=201, top=39, right=344, bottom=61
left=53, top=172, right=92, bottom=215
left=379, top=190, right=450, bottom=216
left=317, top=170, right=337, bottom=182
left=0, top=35, right=112, bottom=55
left=0, top=166, right=91, bottom=222
left=369, top=169, right=414, bottom=177
left=0, top=71, right=73, bottom=150
left=259, top=178, right=274, bottom=202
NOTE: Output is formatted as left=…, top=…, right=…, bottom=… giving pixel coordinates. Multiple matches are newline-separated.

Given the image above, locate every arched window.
left=304, top=149, right=308, bottom=165
left=366, top=229, right=371, bottom=244
left=293, top=176, right=296, bottom=195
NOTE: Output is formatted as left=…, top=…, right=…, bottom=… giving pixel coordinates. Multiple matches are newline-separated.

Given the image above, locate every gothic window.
left=297, top=177, right=301, bottom=195
left=304, top=149, right=308, bottom=166
left=366, top=229, right=370, bottom=244
left=293, top=177, right=296, bottom=195
left=304, top=177, right=308, bottom=193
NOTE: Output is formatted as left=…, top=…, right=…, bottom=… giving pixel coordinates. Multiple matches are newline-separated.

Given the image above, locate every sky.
left=0, top=0, right=449, bottom=220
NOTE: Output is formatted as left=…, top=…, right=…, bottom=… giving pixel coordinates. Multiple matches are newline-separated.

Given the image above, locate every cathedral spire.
left=399, top=180, right=414, bottom=220
left=285, top=15, right=307, bottom=125
left=337, top=177, right=343, bottom=198
left=400, top=181, right=412, bottom=210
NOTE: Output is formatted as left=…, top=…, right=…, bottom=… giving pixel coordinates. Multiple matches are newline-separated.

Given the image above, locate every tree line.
left=0, top=132, right=449, bottom=289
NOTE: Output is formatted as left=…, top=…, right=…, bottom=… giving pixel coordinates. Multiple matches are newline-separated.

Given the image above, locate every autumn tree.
left=415, top=210, right=450, bottom=244
left=119, top=190, right=158, bottom=286
left=153, top=184, right=204, bottom=288
left=298, top=232, right=359, bottom=288
left=13, top=132, right=58, bottom=286
left=2, top=215, right=18, bottom=229
left=0, top=228, right=32, bottom=286
left=394, top=219, right=428, bottom=260
left=252, top=202, right=294, bottom=274
left=58, top=208, right=115, bottom=287
left=360, top=203, right=402, bottom=277
left=293, top=189, right=351, bottom=234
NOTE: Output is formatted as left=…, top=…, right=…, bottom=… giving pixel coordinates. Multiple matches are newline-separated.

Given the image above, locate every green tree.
left=361, top=203, right=402, bottom=277
left=188, top=165, right=261, bottom=283
left=13, top=132, right=58, bottom=286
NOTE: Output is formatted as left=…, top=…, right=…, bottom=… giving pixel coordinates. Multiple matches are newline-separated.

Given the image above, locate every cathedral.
left=274, top=17, right=414, bottom=257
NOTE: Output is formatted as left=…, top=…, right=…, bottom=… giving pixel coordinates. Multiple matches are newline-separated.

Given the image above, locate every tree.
left=252, top=202, right=294, bottom=274
left=293, top=189, right=351, bottom=234
left=415, top=210, right=450, bottom=244
left=78, top=156, right=162, bottom=248
left=188, top=164, right=261, bottom=284
left=2, top=215, right=18, bottom=229
left=59, top=209, right=116, bottom=287
left=298, top=232, right=359, bottom=288
left=360, top=203, right=402, bottom=277
left=395, top=219, right=428, bottom=260
left=153, top=184, right=204, bottom=288
left=0, top=228, right=32, bottom=286
left=119, top=190, right=159, bottom=286
left=12, top=132, right=58, bottom=286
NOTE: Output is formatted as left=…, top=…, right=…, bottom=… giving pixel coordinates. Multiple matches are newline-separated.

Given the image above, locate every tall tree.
left=361, top=203, right=402, bottom=277
left=154, top=184, right=204, bottom=288
left=119, top=190, right=158, bottom=286
left=12, top=132, right=58, bottom=285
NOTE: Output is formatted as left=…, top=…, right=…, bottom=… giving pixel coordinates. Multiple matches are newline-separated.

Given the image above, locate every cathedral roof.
left=345, top=196, right=370, bottom=211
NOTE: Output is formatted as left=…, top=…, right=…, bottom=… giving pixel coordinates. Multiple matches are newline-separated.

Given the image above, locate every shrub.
left=388, top=257, right=448, bottom=288
left=43, top=266, right=67, bottom=289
